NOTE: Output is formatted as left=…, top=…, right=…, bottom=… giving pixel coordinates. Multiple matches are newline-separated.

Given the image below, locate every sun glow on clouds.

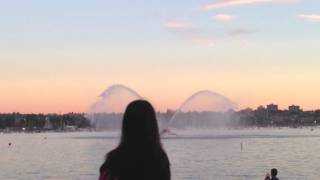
left=202, top=0, right=295, bottom=10
left=212, top=14, right=237, bottom=22
left=163, top=20, right=193, bottom=31
left=298, top=14, right=320, bottom=22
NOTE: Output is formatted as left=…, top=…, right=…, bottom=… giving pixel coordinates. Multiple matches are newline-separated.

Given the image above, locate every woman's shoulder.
left=100, top=149, right=120, bottom=172
left=159, top=149, right=170, bottom=164
left=106, top=149, right=120, bottom=159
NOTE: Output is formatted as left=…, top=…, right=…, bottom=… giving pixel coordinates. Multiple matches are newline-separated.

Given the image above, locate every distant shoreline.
left=1, top=126, right=319, bottom=134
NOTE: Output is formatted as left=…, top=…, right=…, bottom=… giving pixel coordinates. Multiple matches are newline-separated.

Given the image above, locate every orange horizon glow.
left=1, top=79, right=320, bottom=113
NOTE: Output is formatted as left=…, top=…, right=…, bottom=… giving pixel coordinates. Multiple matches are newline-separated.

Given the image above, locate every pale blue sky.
left=1, top=0, right=319, bottom=50
left=0, top=0, right=320, bottom=112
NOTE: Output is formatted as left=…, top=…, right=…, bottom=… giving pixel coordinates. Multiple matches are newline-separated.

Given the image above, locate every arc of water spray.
left=166, top=90, right=237, bottom=128
left=88, top=84, right=143, bottom=113
left=87, top=84, right=144, bottom=130
left=99, top=84, right=142, bottom=99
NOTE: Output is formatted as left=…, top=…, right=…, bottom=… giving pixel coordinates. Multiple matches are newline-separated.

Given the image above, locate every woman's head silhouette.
left=99, top=100, right=170, bottom=180
left=120, top=100, right=160, bottom=148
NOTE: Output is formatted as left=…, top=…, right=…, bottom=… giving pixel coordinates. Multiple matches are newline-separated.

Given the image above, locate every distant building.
left=288, top=105, right=301, bottom=113
left=267, top=104, right=278, bottom=113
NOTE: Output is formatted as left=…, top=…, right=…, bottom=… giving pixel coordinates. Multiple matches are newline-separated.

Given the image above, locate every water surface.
left=1, top=128, right=320, bottom=180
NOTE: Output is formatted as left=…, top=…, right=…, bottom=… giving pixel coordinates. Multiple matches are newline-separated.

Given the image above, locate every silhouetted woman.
left=99, top=100, right=170, bottom=180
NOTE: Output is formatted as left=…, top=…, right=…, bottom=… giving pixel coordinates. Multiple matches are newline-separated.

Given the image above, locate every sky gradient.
left=1, top=0, right=320, bottom=113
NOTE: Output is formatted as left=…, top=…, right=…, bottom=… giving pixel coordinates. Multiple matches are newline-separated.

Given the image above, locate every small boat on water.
left=161, top=128, right=177, bottom=137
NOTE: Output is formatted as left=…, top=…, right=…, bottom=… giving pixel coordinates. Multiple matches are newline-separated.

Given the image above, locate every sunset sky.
left=1, top=0, right=320, bottom=113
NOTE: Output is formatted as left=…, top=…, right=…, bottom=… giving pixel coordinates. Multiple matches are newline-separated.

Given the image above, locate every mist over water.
left=168, top=90, right=237, bottom=131
left=87, top=84, right=142, bottom=130
left=87, top=85, right=238, bottom=132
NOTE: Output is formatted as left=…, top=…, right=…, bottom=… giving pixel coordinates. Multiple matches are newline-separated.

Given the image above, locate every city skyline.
left=1, top=0, right=320, bottom=113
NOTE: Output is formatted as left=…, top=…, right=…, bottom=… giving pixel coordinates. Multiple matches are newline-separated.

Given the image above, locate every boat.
left=161, top=128, right=177, bottom=137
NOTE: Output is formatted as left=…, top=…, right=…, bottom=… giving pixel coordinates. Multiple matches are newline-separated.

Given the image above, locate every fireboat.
left=161, top=128, right=177, bottom=136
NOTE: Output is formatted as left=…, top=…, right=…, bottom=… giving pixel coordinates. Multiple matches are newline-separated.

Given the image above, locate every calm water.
left=1, top=128, right=320, bottom=180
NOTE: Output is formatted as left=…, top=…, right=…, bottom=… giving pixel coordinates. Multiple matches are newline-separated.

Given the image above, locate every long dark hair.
left=100, top=100, right=170, bottom=180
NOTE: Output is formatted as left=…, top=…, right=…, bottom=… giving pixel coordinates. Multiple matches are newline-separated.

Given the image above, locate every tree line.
left=0, top=113, right=91, bottom=131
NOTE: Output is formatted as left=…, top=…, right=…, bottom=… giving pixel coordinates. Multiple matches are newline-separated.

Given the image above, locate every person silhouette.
left=99, top=100, right=170, bottom=180
left=270, top=168, right=279, bottom=180
left=265, top=168, right=279, bottom=180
